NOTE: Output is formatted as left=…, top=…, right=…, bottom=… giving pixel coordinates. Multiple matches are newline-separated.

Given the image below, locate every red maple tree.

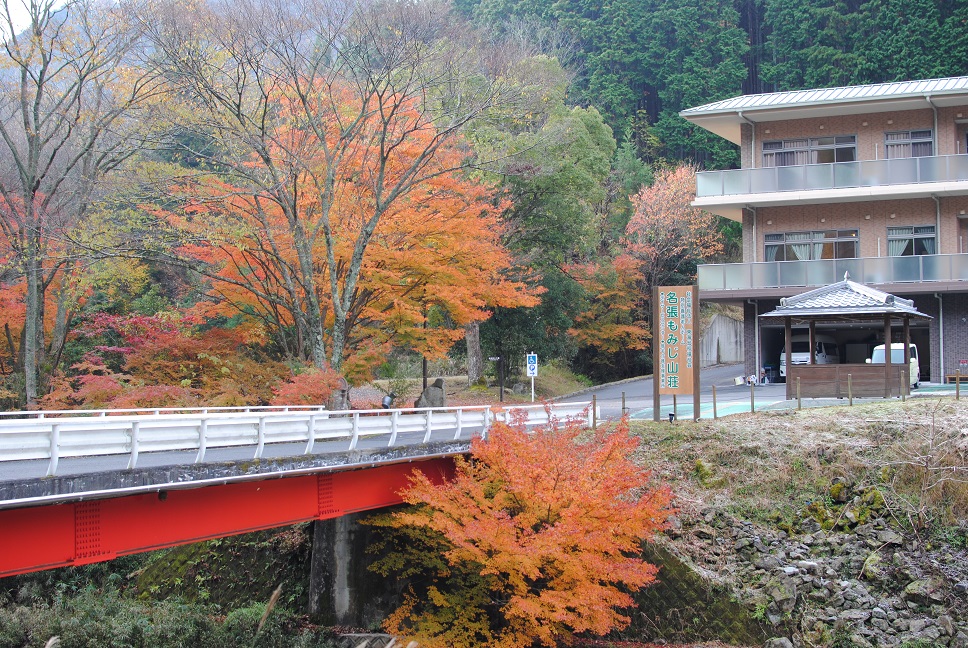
left=371, top=415, right=675, bottom=648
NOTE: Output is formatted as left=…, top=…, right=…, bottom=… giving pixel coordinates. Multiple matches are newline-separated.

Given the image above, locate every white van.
left=867, top=343, right=920, bottom=389
left=779, top=334, right=840, bottom=379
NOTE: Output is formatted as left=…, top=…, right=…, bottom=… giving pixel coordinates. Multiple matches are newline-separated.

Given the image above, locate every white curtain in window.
left=888, top=238, right=909, bottom=256
left=765, top=245, right=779, bottom=261
left=787, top=232, right=812, bottom=260
left=921, top=237, right=936, bottom=254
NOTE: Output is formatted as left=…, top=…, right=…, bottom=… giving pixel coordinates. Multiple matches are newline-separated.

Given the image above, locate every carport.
left=759, top=274, right=931, bottom=400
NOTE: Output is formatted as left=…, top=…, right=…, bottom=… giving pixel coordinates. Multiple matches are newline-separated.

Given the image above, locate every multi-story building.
left=681, top=76, right=968, bottom=384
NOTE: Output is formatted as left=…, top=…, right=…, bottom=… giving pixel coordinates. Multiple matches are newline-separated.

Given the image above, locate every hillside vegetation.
left=624, top=398, right=968, bottom=646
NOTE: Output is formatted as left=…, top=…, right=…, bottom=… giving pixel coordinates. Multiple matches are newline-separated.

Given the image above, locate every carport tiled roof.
left=759, top=274, right=931, bottom=321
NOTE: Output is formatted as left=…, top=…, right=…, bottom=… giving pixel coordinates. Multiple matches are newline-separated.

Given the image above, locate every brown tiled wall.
left=754, top=198, right=968, bottom=257
left=743, top=301, right=756, bottom=376
left=911, top=295, right=939, bottom=382
left=938, top=292, right=968, bottom=379
left=748, top=107, right=968, bottom=165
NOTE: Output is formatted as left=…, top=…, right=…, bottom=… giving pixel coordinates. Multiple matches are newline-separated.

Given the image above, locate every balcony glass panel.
left=952, top=254, right=968, bottom=280
left=695, top=172, right=720, bottom=198
left=805, top=164, right=834, bottom=190
left=750, top=262, right=779, bottom=289
left=950, top=155, right=968, bottom=181
left=805, top=259, right=836, bottom=285
left=695, top=154, right=968, bottom=198
left=860, top=257, right=890, bottom=284
left=697, top=265, right=725, bottom=290
left=721, top=169, right=749, bottom=195
left=749, top=167, right=778, bottom=193
left=888, top=255, right=921, bottom=282
left=921, top=254, right=950, bottom=281
left=918, top=156, right=948, bottom=183
left=776, top=166, right=805, bottom=192
left=832, top=161, right=860, bottom=187
left=777, top=260, right=808, bottom=286
left=835, top=258, right=865, bottom=283
left=723, top=264, right=752, bottom=289
left=857, top=160, right=885, bottom=187
left=700, top=253, right=968, bottom=292
left=885, top=157, right=918, bottom=185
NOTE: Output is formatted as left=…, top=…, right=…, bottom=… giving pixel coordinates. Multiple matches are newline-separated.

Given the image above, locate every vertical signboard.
left=653, top=286, right=700, bottom=420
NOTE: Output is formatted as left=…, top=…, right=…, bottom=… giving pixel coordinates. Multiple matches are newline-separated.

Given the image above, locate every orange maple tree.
left=568, top=254, right=650, bottom=374
left=370, top=415, right=674, bottom=648
left=157, top=92, right=536, bottom=381
left=145, top=0, right=543, bottom=380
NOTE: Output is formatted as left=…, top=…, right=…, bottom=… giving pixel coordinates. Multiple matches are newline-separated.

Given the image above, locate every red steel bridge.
left=0, top=402, right=593, bottom=578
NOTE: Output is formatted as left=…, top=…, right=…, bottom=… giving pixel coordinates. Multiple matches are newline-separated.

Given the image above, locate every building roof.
left=680, top=76, right=968, bottom=144
left=759, top=274, right=931, bottom=324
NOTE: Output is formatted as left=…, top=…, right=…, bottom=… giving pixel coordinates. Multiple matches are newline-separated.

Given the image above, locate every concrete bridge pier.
left=308, top=513, right=400, bottom=627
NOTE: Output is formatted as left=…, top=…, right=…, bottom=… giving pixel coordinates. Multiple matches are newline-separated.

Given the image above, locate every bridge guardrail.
left=0, top=403, right=594, bottom=477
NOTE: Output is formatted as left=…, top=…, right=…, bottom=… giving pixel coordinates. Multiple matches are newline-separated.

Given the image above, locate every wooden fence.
left=786, top=364, right=909, bottom=399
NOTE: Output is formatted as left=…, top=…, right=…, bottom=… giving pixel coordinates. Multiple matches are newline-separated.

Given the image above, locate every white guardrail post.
left=255, top=416, right=266, bottom=460
left=423, top=410, right=433, bottom=444
left=305, top=414, right=317, bottom=454
left=388, top=410, right=400, bottom=447
left=348, top=412, right=361, bottom=451
left=196, top=419, right=208, bottom=464
left=46, top=424, right=60, bottom=477
left=127, top=421, right=140, bottom=470
left=453, top=408, right=463, bottom=440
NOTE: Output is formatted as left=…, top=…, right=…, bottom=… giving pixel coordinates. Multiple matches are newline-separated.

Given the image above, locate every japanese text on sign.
left=656, top=286, right=695, bottom=395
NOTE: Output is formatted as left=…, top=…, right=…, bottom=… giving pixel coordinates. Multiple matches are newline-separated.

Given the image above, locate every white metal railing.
left=696, top=153, right=968, bottom=198
left=698, top=253, right=968, bottom=291
left=0, top=403, right=594, bottom=477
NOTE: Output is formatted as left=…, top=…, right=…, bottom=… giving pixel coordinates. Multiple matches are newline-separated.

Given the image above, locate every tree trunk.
left=465, top=321, right=483, bottom=386
left=24, top=250, right=40, bottom=405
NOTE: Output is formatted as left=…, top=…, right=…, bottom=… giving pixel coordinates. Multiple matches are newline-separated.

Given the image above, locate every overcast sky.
left=2, top=0, right=59, bottom=38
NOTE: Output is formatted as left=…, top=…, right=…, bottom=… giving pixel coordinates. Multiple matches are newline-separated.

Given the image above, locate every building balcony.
left=698, top=253, right=968, bottom=298
left=694, top=154, right=968, bottom=219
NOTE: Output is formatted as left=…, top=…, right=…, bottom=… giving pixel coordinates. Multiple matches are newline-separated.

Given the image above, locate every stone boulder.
left=414, top=378, right=446, bottom=408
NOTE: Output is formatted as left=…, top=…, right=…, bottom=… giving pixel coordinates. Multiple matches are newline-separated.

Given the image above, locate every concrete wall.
left=700, top=314, right=744, bottom=367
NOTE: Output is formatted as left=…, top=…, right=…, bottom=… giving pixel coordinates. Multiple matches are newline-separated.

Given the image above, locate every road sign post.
left=526, top=353, right=538, bottom=402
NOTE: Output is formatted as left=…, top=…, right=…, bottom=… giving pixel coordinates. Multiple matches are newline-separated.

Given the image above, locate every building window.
left=887, top=225, right=936, bottom=256
left=885, top=130, right=933, bottom=159
left=762, top=136, right=856, bottom=167
left=765, top=230, right=859, bottom=262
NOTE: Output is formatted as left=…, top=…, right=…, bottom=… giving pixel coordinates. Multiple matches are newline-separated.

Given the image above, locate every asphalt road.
left=557, top=363, right=788, bottom=420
